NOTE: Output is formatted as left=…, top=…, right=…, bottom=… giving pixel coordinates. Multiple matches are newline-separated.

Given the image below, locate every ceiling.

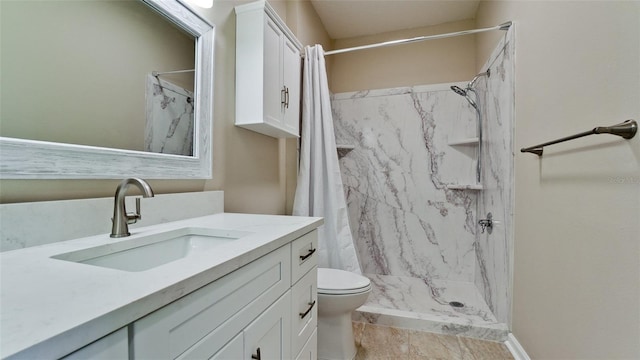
left=309, top=0, right=481, bottom=39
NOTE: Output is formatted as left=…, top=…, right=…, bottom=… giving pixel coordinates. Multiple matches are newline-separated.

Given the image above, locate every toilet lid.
left=317, top=268, right=371, bottom=294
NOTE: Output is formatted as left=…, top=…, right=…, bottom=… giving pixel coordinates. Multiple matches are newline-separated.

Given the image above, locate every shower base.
left=353, top=274, right=509, bottom=341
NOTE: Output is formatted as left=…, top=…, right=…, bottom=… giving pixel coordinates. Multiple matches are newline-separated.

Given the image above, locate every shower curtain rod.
left=152, top=69, right=195, bottom=77
left=323, top=21, right=512, bottom=56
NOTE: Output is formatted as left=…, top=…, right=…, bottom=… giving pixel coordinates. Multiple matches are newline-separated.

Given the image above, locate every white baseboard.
left=504, top=333, right=531, bottom=360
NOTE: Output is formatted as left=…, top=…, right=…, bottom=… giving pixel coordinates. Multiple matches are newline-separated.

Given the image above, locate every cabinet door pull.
left=251, top=348, right=261, bottom=360
left=285, top=86, right=289, bottom=108
left=299, top=300, right=316, bottom=319
left=281, top=86, right=287, bottom=106
left=299, top=248, right=316, bottom=261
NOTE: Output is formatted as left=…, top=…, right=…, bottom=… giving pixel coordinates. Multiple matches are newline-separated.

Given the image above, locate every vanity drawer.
left=291, top=266, right=317, bottom=356
left=295, top=328, right=317, bottom=360
left=291, top=229, right=318, bottom=284
left=132, top=245, right=291, bottom=359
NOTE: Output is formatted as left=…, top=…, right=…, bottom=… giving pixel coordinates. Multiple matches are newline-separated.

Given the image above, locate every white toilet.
left=317, top=267, right=372, bottom=360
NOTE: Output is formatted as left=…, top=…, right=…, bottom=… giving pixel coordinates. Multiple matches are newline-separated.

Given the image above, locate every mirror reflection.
left=1, top=0, right=196, bottom=156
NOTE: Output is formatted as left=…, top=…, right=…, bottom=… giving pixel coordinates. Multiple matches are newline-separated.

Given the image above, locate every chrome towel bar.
left=520, top=119, right=637, bottom=156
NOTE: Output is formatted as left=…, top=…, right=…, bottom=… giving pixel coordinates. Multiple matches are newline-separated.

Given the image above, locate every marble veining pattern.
left=473, top=28, right=515, bottom=325
left=145, top=74, right=194, bottom=156
left=333, top=83, right=478, bottom=282
left=353, top=274, right=508, bottom=341
left=332, top=28, right=514, bottom=339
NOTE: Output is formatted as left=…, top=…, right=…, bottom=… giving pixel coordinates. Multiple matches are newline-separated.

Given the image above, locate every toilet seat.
left=317, top=268, right=371, bottom=295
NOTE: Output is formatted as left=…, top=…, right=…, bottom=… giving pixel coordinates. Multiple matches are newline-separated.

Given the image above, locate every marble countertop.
left=0, top=213, right=323, bottom=359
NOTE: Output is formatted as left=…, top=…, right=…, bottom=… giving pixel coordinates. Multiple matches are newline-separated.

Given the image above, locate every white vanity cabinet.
left=1, top=212, right=323, bottom=360
left=290, top=230, right=319, bottom=360
left=132, top=230, right=318, bottom=360
left=235, top=0, right=302, bottom=138
left=211, top=292, right=292, bottom=360
left=243, top=291, right=292, bottom=360
left=61, top=328, right=128, bottom=360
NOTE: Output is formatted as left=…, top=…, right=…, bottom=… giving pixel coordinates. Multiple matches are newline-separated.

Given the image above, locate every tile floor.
left=352, top=322, right=514, bottom=360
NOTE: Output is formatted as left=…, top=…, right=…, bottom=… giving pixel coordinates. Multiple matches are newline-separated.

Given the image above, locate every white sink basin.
left=52, top=227, right=252, bottom=272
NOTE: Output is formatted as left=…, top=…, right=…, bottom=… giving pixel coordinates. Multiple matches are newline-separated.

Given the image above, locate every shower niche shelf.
left=448, top=137, right=479, bottom=146
left=446, top=136, right=479, bottom=187
left=336, top=144, right=355, bottom=159
left=446, top=184, right=483, bottom=191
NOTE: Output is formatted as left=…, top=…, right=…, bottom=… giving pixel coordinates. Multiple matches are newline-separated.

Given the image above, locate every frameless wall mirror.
left=0, top=0, right=214, bottom=179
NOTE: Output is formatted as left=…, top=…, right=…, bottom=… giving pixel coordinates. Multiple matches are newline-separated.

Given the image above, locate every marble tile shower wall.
left=332, top=84, right=479, bottom=283
left=474, top=28, right=515, bottom=325
left=332, top=29, right=515, bottom=326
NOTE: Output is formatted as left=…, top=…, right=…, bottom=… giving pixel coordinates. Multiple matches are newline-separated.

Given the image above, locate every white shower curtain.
left=293, top=45, right=361, bottom=274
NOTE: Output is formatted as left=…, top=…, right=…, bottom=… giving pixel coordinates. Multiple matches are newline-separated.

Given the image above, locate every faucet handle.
left=135, top=198, right=142, bottom=221
left=125, top=198, right=142, bottom=225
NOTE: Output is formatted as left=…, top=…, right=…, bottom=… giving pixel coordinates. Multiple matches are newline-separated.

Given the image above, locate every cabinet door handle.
left=281, top=86, right=287, bottom=106
left=251, top=348, right=261, bottom=360
left=299, top=248, right=316, bottom=261
left=299, top=300, right=316, bottom=319
left=285, top=86, right=289, bottom=108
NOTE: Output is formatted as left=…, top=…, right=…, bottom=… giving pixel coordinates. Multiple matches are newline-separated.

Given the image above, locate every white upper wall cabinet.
left=235, top=0, right=303, bottom=138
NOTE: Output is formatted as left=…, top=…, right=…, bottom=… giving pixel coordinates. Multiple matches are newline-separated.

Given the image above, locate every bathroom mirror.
left=0, top=0, right=214, bottom=179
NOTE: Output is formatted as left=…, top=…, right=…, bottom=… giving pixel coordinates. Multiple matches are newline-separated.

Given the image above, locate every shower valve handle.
left=478, top=213, right=493, bottom=234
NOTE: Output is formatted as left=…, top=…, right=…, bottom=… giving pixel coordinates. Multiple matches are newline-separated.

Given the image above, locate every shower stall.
left=332, top=27, right=515, bottom=341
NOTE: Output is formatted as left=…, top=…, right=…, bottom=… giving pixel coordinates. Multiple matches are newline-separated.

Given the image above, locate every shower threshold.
left=353, top=274, right=509, bottom=341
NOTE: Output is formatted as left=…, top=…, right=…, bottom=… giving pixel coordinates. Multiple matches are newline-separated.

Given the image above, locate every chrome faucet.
left=110, top=178, right=155, bottom=238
